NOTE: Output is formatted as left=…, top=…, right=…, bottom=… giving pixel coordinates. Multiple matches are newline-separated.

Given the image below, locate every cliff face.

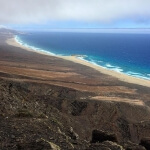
left=0, top=78, right=150, bottom=149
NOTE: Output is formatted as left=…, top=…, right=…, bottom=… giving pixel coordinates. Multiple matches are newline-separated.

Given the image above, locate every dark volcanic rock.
left=88, top=143, right=111, bottom=150
left=91, top=130, right=118, bottom=143
left=126, top=146, right=146, bottom=150
left=140, top=137, right=150, bottom=150
left=102, top=141, right=124, bottom=150
left=124, top=141, right=146, bottom=150
left=89, top=141, right=124, bottom=150
left=71, top=100, right=88, bottom=116
left=16, top=139, right=61, bottom=150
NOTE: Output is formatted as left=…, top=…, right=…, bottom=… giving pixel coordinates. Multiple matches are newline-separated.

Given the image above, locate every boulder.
left=68, top=127, right=79, bottom=140
left=49, top=142, right=61, bottom=150
left=91, top=130, right=117, bottom=143
left=140, top=137, right=150, bottom=150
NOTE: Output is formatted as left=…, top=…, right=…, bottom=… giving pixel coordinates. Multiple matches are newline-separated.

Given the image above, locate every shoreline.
left=6, top=36, right=150, bottom=88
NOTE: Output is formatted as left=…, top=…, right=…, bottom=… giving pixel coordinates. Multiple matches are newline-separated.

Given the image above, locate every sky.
left=0, top=0, right=150, bottom=30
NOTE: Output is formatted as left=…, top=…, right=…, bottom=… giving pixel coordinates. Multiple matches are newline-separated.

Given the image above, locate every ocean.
left=15, top=31, right=150, bottom=80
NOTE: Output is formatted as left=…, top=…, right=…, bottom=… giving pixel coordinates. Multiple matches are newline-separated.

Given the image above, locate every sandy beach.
left=7, top=37, right=150, bottom=88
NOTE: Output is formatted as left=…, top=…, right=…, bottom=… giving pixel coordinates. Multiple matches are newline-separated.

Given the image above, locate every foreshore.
left=7, top=37, right=150, bottom=88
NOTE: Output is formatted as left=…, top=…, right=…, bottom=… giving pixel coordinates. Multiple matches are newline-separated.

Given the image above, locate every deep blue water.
left=15, top=31, right=150, bottom=80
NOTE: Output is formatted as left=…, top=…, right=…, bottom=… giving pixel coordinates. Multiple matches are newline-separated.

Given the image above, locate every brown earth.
left=0, top=30, right=150, bottom=150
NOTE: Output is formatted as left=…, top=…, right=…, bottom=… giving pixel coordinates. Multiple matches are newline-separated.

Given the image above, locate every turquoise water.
left=15, top=31, right=150, bottom=80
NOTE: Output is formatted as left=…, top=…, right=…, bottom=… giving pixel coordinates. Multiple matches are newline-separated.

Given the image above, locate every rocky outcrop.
left=70, top=100, right=88, bottom=116
left=91, top=130, right=118, bottom=143
left=68, top=127, right=79, bottom=140
left=15, top=139, right=61, bottom=150
left=90, top=130, right=123, bottom=150
left=101, top=141, right=124, bottom=150
left=140, top=137, right=150, bottom=150
left=89, top=141, right=124, bottom=150
left=124, top=141, right=146, bottom=150
left=49, top=142, right=61, bottom=150
left=126, top=146, right=146, bottom=150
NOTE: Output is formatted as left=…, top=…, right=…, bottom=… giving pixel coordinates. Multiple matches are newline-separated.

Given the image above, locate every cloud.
left=0, top=0, right=150, bottom=24
left=0, top=25, right=7, bottom=28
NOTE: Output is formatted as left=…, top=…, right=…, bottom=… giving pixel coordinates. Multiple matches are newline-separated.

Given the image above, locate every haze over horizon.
left=0, top=0, right=150, bottom=30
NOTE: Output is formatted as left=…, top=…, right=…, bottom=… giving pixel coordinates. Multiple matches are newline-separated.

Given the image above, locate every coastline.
left=6, top=37, right=150, bottom=88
